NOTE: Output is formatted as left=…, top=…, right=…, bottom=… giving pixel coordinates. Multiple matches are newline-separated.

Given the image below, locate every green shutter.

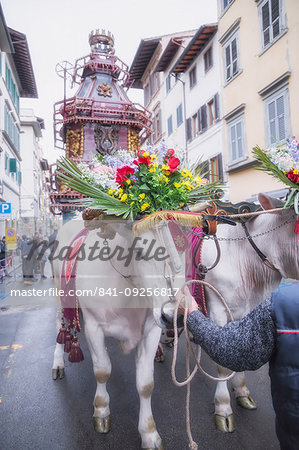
left=9, top=158, right=17, bottom=173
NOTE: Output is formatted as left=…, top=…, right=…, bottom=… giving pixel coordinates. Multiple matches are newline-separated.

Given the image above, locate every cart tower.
left=50, top=29, right=152, bottom=215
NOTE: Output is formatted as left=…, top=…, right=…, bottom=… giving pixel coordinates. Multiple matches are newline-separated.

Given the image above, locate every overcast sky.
left=1, top=0, right=217, bottom=162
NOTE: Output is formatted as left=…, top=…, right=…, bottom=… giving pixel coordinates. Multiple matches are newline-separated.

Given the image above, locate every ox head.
left=127, top=223, right=187, bottom=330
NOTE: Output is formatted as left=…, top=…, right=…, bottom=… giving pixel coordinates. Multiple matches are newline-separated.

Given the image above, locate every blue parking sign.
left=0, top=203, right=11, bottom=214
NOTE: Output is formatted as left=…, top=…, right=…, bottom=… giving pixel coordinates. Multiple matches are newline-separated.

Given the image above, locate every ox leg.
left=136, top=323, right=163, bottom=449
left=52, top=313, right=65, bottom=380
left=231, top=372, right=257, bottom=410
left=214, top=365, right=235, bottom=433
left=84, top=319, right=111, bottom=434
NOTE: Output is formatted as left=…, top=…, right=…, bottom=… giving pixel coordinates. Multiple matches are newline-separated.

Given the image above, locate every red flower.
left=166, top=148, right=175, bottom=158
left=133, top=156, right=151, bottom=166
left=116, top=166, right=135, bottom=186
left=167, top=156, right=180, bottom=173
left=286, top=169, right=299, bottom=184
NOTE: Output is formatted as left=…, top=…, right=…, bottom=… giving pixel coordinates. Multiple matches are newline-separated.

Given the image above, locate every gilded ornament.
left=66, top=127, right=84, bottom=158
left=97, top=83, right=113, bottom=97
left=127, top=128, right=140, bottom=153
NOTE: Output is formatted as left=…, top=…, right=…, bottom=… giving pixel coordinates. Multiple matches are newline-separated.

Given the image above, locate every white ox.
left=201, top=193, right=299, bottom=432
left=52, top=219, right=184, bottom=449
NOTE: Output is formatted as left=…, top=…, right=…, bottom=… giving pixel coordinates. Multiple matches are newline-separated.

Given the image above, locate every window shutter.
left=197, top=108, right=202, bottom=133
left=236, top=122, right=243, bottom=159
left=201, top=104, right=207, bottom=131
left=217, top=153, right=224, bottom=181
left=186, top=117, right=192, bottom=141
left=262, top=2, right=270, bottom=46
left=230, top=125, right=237, bottom=161
left=9, top=158, right=17, bottom=173
left=214, top=93, right=220, bottom=121
left=158, top=109, right=162, bottom=137
left=231, top=39, right=238, bottom=75
left=276, top=95, right=285, bottom=140
left=225, top=46, right=231, bottom=80
left=272, top=0, right=280, bottom=38
left=268, top=100, right=276, bottom=143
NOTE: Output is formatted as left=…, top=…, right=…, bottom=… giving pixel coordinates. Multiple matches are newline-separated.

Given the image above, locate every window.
left=5, top=153, right=8, bottom=174
left=224, top=33, right=239, bottom=82
left=166, top=75, right=171, bottom=93
left=208, top=99, right=215, bottom=127
left=176, top=104, right=183, bottom=127
left=189, top=66, right=197, bottom=89
left=152, top=107, right=162, bottom=143
left=167, top=115, right=173, bottom=136
left=210, top=154, right=224, bottom=182
left=259, top=0, right=283, bottom=48
left=192, top=113, right=198, bottom=138
left=228, top=116, right=245, bottom=163
left=222, top=0, right=234, bottom=11
left=204, top=47, right=213, bottom=72
left=265, top=89, right=288, bottom=144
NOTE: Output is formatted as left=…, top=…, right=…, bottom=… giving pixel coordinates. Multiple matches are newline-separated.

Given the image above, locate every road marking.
left=0, top=395, right=2, bottom=404
left=0, top=346, right=9, bottom=350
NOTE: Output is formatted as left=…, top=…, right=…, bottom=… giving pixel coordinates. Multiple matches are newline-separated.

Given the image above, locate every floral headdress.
left=253, top=138, right=299, bottom=237
left=57, top=148, right=222, bottom=220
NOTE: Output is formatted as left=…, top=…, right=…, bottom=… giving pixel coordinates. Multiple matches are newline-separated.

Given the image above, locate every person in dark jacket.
left=179, top=283, right=299, bottom=450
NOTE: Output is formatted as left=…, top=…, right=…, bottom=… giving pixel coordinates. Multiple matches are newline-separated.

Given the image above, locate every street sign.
left=6, top=228, right=17, bottom=244
left=0, top=203, right=11, bottom=214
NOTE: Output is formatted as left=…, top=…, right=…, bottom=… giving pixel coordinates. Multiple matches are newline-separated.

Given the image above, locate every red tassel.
left=68, top=335, right=84, bottom=363
left=64, top=328, right=73, bottom=353
left=155, top=344, right=163, bottom=358
left=294, top=217, right=299, bottom=234
left=56, top=320, right=67, bottom=344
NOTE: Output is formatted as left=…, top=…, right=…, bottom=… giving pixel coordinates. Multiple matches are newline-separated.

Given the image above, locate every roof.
left=0, top=4, right=13, bottom=52
left=8, top=27, right=38, bottom=98
left=155, top=38, right=184, bottom=72
left=129, top=37, right=161, bottom=88
left=171, top=24, right=217, bottom=73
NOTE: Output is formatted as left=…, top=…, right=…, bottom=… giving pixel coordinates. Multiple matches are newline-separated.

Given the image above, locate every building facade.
left=20, top=108, right=50, bottom=236
left=130, top=26, right=227, bottom=189
left=0, top=4, right=38, bottom=236
left=218, top=0, right=298, bottom=202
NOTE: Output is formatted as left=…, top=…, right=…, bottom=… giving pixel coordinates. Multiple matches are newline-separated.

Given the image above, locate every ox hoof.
left=93, top=415, right=111, bottom=434
left=154, top=354, right=165, bottom=363
left=215, top=414, right=235, bottom=433
left=143, top=444, right=163, bottom=450
left=52, top=368, right=65, bottom=380
left=165, top=341, right=174, bottom=348
left=237, top=395, right=257, bottom=410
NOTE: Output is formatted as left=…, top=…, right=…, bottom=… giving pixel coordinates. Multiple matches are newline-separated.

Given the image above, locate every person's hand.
left=177, top=286, right=200, bottom=316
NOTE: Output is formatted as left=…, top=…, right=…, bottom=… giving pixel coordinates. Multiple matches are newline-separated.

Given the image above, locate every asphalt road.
left=0, top=274, right=280, bottom=450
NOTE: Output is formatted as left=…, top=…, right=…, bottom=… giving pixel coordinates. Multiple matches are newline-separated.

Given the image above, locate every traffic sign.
left=6, top=227, right=17, bottom=244
left=0, top=203, right=11, bottom=214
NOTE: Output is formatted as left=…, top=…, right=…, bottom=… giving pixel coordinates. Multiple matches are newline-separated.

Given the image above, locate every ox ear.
left=258, top=193, right=283, bottom=210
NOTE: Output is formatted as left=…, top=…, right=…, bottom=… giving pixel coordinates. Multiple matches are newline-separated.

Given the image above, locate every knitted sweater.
left=187, top=297, right=275, bottom=372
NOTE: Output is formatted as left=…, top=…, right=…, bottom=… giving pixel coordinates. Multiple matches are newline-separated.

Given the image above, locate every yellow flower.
left=118, top=188, right=123, bottom=195
left=130, top=201, right=134, bottom=206
left=139, top=193, right=145, bottom=200
left=141, top=202, right=150, bottom=211
left=120, top=194, right=127, bottom=202
left=125, top=179, right=131, bottom=185
left=143, top=152, right=149, bottom=157
left=181, top=169, right=193, bottom=178
left=108, top=189, right=115, bottom=196
left=162, top=164, right=169, bottom=171
left=164, top=176, right=170, bottom=184
left=179, top=203, right=184, bottom=207
left=174, top=182, right=181, bottom=188
left=294, top=169, right=299, bottom=174
left=129, top=185, right=132, bottom=189
left=194, top=176, right=202, bottom=185
left=152, top=161, right=158, bottom=168
left=149, top=168, right=154, bottom=173
left=150, top=154, right=157, bottom=160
